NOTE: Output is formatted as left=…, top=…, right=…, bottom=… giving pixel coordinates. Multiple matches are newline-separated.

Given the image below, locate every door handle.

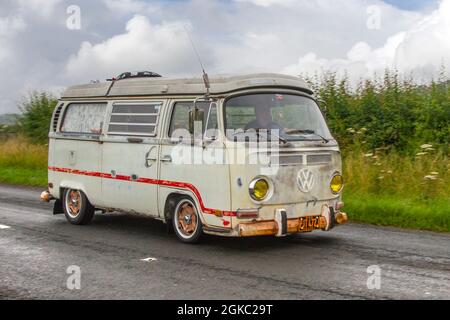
left=145, top=146, right=157, bottom=167
left=161, top=155, right=172, bottom=163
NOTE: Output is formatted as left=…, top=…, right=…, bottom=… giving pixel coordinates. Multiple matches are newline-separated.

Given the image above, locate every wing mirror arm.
left=188, top=98, right=206, bottom=137
left=189, top=98, right=219, bottom=147
left=317, top=99, right=328, bottom=118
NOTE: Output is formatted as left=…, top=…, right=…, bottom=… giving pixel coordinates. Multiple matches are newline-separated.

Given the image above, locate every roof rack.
left=107, top=71, right=162, bottom=81
left=62, top=73, right=314, bottom=99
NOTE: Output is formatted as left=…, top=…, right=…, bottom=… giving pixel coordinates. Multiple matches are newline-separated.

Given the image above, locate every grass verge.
left=0, top=166, right=47, bottom=187
left=0, top=137, right=48, bottom=187
left=344, top=192, right=450, bottom=233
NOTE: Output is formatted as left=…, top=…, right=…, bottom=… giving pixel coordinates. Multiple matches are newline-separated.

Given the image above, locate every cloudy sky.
left=0, top=0, right=449, bottom=113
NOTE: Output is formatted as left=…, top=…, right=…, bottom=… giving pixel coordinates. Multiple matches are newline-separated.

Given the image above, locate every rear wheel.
left=63, top=189, right=95, bottom=225
left=172, top=197, right=203, bottom=243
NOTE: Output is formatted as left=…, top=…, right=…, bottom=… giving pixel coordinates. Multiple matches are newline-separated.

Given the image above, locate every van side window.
left=169, top=101, right=211, bottom=137
left=61, top=103, right=106, bottom=134
left=108, top=102, right=161, bottom=136
left=205, top=104, right=219, bottom=140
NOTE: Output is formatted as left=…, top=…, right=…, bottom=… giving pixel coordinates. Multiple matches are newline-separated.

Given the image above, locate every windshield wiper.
left=284, top=129, right=330, bottom=143
left=265, top=129, right=288, bottom=144
left=232, top=128, right=288, bottom=144
left=231, top=128, right=263, bottom=142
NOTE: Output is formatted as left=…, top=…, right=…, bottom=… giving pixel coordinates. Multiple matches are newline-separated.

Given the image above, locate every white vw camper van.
left=42, top=73, right=348, bottom=243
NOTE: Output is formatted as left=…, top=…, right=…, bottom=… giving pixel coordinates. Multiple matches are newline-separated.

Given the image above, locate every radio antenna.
left=184, top=26, right=210, bottom=98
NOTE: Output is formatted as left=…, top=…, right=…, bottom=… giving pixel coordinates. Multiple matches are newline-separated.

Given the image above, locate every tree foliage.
left=306, top=70, right=450, bottom=154
left=11, top=71, right=450, bottom=152
left=18, top=92, right=58, bottom=144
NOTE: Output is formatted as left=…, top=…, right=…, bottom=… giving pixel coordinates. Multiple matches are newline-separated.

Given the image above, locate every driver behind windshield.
left=244, top=95, right=283, bottom=132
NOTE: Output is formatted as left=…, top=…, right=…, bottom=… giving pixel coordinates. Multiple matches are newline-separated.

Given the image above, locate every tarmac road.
left=0, top=184, right=449, bottom=300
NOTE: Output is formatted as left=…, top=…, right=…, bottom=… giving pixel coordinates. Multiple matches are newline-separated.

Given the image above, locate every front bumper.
left=238, top=206, right=348, bottom=237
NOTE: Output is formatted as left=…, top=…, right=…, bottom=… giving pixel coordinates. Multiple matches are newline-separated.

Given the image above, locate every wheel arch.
left=59, top=181, right=94, bottom=206
left=163, top=191, right=205, bottom=224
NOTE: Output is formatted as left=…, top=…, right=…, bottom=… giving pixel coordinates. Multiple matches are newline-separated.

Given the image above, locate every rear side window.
left=61, top=103, right=107, bottom=134
left=108, top=102, right=161, bottom=136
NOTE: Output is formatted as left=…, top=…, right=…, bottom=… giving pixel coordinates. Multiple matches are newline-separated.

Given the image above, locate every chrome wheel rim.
left=175, top=200, right=198, bottom=239
left=65, top=190, right=82, bottom=218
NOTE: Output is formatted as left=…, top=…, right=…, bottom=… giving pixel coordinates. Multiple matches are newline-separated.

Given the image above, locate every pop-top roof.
left=61, top=73, right=313, bottom=99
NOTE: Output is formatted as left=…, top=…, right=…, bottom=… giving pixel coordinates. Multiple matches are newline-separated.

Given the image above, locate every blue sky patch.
left=383, top=0, right=438, bottom=10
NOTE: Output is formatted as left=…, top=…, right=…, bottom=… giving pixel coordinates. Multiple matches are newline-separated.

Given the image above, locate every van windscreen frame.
left=223, top=92, right=332, bottom=142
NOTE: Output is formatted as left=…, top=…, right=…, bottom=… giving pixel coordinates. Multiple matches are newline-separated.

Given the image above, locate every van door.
left=158, top=100, right=232, bottom=228
left=101, top=101, right=163, bottom=216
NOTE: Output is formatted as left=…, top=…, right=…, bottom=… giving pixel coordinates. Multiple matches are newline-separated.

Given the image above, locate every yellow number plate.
left=298, top=215, right=326, bottom=232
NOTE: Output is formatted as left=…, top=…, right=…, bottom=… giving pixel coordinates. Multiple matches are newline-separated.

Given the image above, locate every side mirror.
left=188, top=107, right=205, bottom=136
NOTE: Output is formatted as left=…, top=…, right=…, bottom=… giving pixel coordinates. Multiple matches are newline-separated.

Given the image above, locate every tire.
left=62, top=188, right=95, bottom=225
left=172, top=197, right=203, bottom=243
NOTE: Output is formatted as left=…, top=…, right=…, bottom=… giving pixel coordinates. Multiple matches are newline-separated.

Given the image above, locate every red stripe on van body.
left=48, top=166, right=236, bottom=217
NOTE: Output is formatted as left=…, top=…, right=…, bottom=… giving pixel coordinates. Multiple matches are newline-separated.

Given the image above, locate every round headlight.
left=249, top=178, right=270, bottom=201
left=330, top=174, right=344, bottom=194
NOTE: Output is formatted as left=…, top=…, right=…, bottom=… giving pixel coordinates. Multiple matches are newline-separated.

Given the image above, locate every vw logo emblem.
left=297, top=169, right=315, bottom=193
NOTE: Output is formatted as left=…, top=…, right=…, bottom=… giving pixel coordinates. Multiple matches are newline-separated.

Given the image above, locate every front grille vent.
left=307, top=154, right=332, bottom=165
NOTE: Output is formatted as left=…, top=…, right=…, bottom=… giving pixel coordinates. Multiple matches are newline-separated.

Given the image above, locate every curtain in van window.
left=61, top=103, right=106, bottom=134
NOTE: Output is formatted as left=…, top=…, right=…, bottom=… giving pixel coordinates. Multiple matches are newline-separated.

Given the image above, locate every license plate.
left=298, top=215, right=326, bottom=232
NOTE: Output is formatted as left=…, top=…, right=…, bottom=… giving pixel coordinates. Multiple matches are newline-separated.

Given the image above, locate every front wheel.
left=63, top=189, right=95, bottom=225
left=172, top=197, right=203, bottom=243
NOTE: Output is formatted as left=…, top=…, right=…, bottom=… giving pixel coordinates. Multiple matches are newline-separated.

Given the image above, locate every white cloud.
left=212, top=0, right=423, bottom=74
left=16, top=0, right=62, bottom=18
left=282, top=32, right=407, bottom=80
left=282, top=0, right=450, bottom=81
left=65, top=15, right=198, bottom=81
left=214, top=32, right=286, bottom=74
left=394, top=0, right=450, bottom=72
left=234, top=0, right=297, bottom=7
left=102, top=0, right=159, bottom=15
left=0, top=15, right=26, bottom=36
left=0, top=0, right=448, bottom=114
left=0, top=15, right=26, bottom=62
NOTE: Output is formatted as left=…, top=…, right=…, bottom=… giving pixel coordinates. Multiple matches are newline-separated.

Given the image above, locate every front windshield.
left=224, top=93, right=332, bottom=142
